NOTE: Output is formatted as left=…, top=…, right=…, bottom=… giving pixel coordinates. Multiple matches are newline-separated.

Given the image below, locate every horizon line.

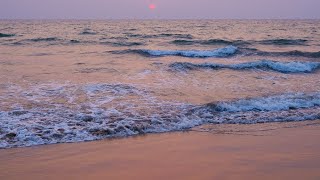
left=1, top=18, right=320, bottom=21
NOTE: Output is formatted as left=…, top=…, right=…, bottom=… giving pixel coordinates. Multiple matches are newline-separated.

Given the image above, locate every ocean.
left=0, top=20, right=320, bottom=148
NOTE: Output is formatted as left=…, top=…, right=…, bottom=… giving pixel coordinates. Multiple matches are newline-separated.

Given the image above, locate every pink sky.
left=1, top=0, right=320, bottom=19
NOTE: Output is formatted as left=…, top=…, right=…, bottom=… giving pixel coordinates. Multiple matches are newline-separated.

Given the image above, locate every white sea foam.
left=0, top=83, right=319, bottom=148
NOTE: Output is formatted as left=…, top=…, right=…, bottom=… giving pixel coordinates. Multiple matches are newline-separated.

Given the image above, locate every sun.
left=149, top=4, right=156, bottom=10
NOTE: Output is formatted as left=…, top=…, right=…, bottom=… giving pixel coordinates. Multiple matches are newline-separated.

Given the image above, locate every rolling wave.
left=169, top=60, right=320, bottom=73
left=171, top=38, right=309, bottom=46
left=127, top=33, right=193, bottom=39
left=28, top=37, right=60, bottom=42
left=171, top=39, right=249, bottom=46
left=259, top=39, right=308, bottom=46
left=100, top=41, right=144, bottom=47
left=69, top=39, right=81, bottom=43
left=110, top=46, right=238, bottom=58
left=9, top=38, right=144, bottom=47
left=255, top=50, right=320, bottom=58
left=0, top=33, right=15, bottom=38
left=80, top=29, right=97, bottom=35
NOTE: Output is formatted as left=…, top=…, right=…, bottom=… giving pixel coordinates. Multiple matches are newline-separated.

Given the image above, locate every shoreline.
left=1, top=121, right=320, bottom=180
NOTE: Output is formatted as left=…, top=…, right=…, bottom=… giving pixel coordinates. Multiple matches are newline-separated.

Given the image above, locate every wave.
left=70, top=39, right=81, bottom=43
left=1, top=83, right=319, bottom=148
left=259, top=39, right=308, bottom=46
left=192, top=93, right=320, bottom=124
left=11, top=38, right=143, bottom=47
left=158, top=33, right=193, bottom=39
left=264, top=50, right=320, bottom=58
left=101, top=41, right=144, bottom=47
left=28, top=37, right=60, bottom=42
left=80, top=28, right=97, bottom=35
left=110, top=46, right=238, bottom=58
left=126, top=33, right=193, bottom=39
left=9, top=37, right=61, bottom=45
left=0, top=33, right=15, bottom=38
left=171, top=38, right=308, bottom=46
left=171, top=40, right=196, bottom=45
left=200, top=93, right=320, bottom=113
left=239, top=48, right=320, bottom=58
left=169, top=60, right=320, bottom=73
left=170, top=38, right=311, bottom=49
left=80, top=31, right=97, bottom=35
left=171, top=39, right=249, bottom=46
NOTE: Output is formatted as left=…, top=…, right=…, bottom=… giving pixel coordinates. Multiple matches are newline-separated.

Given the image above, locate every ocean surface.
left=0, top=20, right=320, bottom=148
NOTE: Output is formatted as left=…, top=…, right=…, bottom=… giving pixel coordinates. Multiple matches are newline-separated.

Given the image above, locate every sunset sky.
left=1, top=0, right=320, bottom=19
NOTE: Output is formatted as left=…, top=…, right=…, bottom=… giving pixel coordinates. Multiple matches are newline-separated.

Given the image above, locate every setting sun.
left=149, top=4, right=156, bottom=10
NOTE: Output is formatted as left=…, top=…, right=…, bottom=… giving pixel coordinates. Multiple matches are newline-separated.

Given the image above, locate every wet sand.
left=1, top=122, right=320, bottom=180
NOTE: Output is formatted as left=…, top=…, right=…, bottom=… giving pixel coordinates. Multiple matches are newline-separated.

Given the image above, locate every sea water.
left=0, top=20, right=320, bottom=148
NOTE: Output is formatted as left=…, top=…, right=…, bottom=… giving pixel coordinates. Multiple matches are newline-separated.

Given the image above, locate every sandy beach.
left=1, top=121, right=320, bottom=180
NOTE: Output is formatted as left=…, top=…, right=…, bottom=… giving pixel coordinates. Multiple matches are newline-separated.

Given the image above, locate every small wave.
left=259, top=39, right=308, bottom=46
left=171, top=39, right=248, bottom=46
left=171, top=40, right=196, bottom=45
left=158, top=33, right=193, bottom=39
left=257, top=50, right=320, bottom=58
left=70, top=39, right=81, bottom=43
left=111, top=46, right=238, bottom=58
left=80, top=29, right=97, bottom=35
left=101, top=41, right=144, bottom=47
left=171, top=38, right=308, bottom=46
left=75, top=67, right=119, bottom=74
left=0, top=33, right=15, bottom=38
left=169, top=60, right=320, bottom=73
left=28, top=37, right=60, bottom=42
left=127, top=33, right=193, bottom=39
left=10, top=37, right=61, bottom=45
left=276, top=50, right=320, bottom=58
left=240, top=48, right=320, bottom=58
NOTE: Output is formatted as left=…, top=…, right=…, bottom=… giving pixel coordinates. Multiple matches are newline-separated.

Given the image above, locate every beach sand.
left=1, top=121, right=320, bottom=180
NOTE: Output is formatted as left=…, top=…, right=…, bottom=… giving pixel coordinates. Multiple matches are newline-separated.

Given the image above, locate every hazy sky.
left=1, top=0, right=320, bottom=19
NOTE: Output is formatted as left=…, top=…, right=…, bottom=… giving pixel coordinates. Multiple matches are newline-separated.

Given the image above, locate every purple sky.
left=1, top=0, right=320, bottom=19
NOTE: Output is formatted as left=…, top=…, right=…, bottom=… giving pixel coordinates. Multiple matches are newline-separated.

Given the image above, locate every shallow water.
left=0, top=20, right=320, bottom=148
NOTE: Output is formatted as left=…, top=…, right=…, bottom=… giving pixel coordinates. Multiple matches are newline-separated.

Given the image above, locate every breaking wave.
left=169, top=60, right=320, bottom=73
left=200, top=93, right=320, bottom=112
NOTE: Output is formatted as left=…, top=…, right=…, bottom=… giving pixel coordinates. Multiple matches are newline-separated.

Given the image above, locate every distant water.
left=0, top=20, right=320, bottom=148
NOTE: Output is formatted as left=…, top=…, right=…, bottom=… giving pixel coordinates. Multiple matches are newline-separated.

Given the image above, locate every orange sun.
left=149, top=4, right=156, bottom=10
